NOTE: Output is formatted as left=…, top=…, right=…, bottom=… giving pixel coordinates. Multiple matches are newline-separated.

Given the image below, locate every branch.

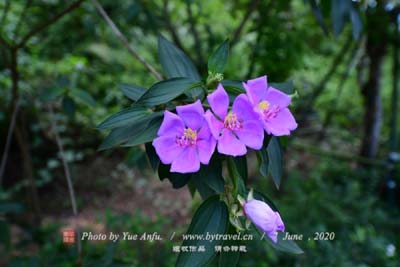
left=231, top=0, right=261, bottom=47
left=307, top=32, right=353, bottom=106
left=48, top=105, right=82, bottom=263
left=0, top=98, right=21, bottom=184
left=16, top=0, right=85, bottom=48
left=92, top=0, right=163, bottom=80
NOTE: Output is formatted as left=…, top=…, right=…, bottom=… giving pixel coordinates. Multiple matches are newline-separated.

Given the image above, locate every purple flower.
left=204, top=84, right=264, bottom=156
left=152, top=100, right=216, bottom=173
left=243, top=76, right=297, bottom=136
left=244, top=199, right=285, bottom=243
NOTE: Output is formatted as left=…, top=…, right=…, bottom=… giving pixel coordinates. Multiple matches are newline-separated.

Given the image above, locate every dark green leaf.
left=0, top=202, right=24, bottom=214
left=226, top=157, right=246, bottom=196
left=208, top=39, right=230, bottom=74
left=158, top=163, right=191, bottom=189
left=221, top=80, right=245, bottom=93
left=39, top=87, right=65, bottom=102
left=233, top=156, right=247, bottom=183
left=308, top=0, right=329, bottom=35
left=158, top=34, right=201, bottom=80
left=96, top=107, right=153, bottom=130
left=123, top=115, right=163, bottom=146
left=350, top=6, right=362, bottom=40
left=270, top=81, right=294, bottom=95
left=70, top=88, right=96, bottom=107
left=145, top=142, right=159, bottom=171
left=267, top=137, right=282, bottom=190
left=176, top=196, right=228, bottom=267
left=99, top=113, right=160, bottom=150
left=192, top=156, right=224, bottom=199
left=331, top=0, right=351, bottom=36
left=62, top=96, right=75, bottom=117
left=256, top=149, right=269, bottom=178
left=119, top=84, right=147, bottom=101
left=138, top=78, right=200, bottom=107
left=218, top=224, right=240, bottom=267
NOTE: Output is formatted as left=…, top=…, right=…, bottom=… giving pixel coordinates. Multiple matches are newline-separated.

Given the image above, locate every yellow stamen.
left=258, top=100, right=270, bottom=111
left=184, top=128, right=197, bottom=140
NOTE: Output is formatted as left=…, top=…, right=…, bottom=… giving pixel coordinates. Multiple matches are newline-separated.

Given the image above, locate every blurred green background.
left=0, top=0, right=400, bottom=266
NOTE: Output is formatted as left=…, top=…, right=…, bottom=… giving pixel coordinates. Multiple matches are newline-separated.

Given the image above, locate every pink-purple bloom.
left=204, top=84, right=264, bottom=156
left=244, top=76, right=297, bottom=136
left=152, top=100, right=216, bottom=173
left=244, top=199, right=285, bottom=243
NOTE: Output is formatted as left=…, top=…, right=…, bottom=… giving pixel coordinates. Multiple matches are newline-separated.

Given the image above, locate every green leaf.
left=252, top=191, right=303, bottom=255
left=70, top=88, right=96, bottom=107
left=192, top=156, right=224, bottom=199
left=123, top=115, right=163, bottom=146
left=145, top=142, right=159, bottom=171
left=218, top=224, right=240, bottom=267
left=208, top=39, right=229, bottom=74
left=62, top=96, right=75, bottom=117
left=0, top=202, right=24, bottom=214
left=176, top=196, right=228, bottom=267
left=256, top=149, right=269, bottom=178
left=99, top=113, right=161, bottom=150
left=331, top=0, right=351, bottom=36
left=39, top=87, right=65, bottom=102
left=138, top=78, right=201, bottom=107
left=267, top=137, right=282, bottom=190
left=233, top=156, right=247, bottom=183
left=221, top=80, right=245, bottom=94
left=119, top=84, right=147, bottom=101
left=257, top=135, right=272, bottom=178
left=350, top=6, right=362, bottom=40
left=226, top=157, right=246, bottom=196
left=270, top=81, right=294, bottom=95
left=158, top=163, right=191, bottom=189
left=96, top=107, right=153, bottom=130
left=158, top=35, right=201, bottom=80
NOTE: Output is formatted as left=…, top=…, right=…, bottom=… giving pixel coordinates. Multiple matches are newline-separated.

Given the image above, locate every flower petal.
left=244, top=199, right=277, bottom=233
left=207, top=84, right=229, bottom=119
left=217, top=130, right=246, bottom=156
left=232, top=94, right=259, bottom=122
left=170, top=146, right=200, bottom=173
left=265, top=87, right=291, bottom=108
left=234, top=120, right=264, bottom=150
left=157, top=111, right=184, bottom=137
left=176, top=100, right=205, bottom=130
left=152, top=136, right=183, bottom=164
left=196, top=123, right=216, bottom=164
left=204, top=110, right=224, bottom=139
left=243, top=75, right=268, bottom=105
left=264, top=108, right=297, bottom=136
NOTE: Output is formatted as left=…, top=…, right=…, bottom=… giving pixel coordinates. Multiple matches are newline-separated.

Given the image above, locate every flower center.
left=258, top=100, right=270, bottom=111
left=224, top=112, right=242, bottom=130
left=176, top=128, right=197, bottom=147
left=258, top=100, right=280, bottom=120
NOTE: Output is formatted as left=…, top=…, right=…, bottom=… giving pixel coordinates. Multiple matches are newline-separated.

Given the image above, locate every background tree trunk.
left=360, top=5, right=389, bottom=159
